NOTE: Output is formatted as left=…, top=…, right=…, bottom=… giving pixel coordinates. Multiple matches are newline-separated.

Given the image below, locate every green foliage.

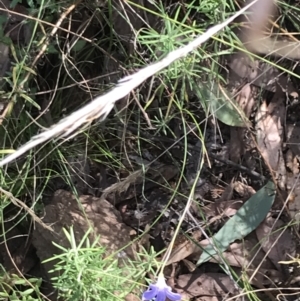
left=0, top=267, right=43, bottom=301
left=44, top=227, right=158, bottom=301
left=196, top=83, right=251, bottom=127
left=135, top=0, right=251, bottom=130
left=0, top=0, right=298, bottom=300
left=197, top=181, right=276, bottom=265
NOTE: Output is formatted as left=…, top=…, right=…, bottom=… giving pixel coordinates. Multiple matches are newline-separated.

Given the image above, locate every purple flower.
left=142, top=275, right=181, bottom=301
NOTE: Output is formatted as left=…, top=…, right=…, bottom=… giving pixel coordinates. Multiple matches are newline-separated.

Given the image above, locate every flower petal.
left=154, top=290, right=166, bottom=301
left=165, top=289, right=181, bottom=301
left=142, top=284, right=159, bottom=300
left=142, top=276, right=181, bottom=301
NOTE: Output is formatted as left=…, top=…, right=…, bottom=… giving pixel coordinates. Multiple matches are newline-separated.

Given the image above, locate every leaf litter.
left=3, top=1, right=300, bottom=301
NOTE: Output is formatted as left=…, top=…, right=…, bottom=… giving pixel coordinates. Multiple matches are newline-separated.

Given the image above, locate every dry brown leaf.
left=177, top=232, right=282, bottom=286
left=176, top=273, right=245, bottom=300
left=209, top=233, right=273, bottom=269
left=256, top=102, right=280, bottom=169
left=166, top=232, right=206, bottom=265
left=285, top=149, right=299, bottom=175
left=202, top=199, right=243, bottom=223
left=228, top=53, right=296, bottom=94
left=255, top=88, right=286, bottom=188
left=233, top=181, right=256, bottom=199
left=286, top=124, right=300, bottom=159
left=286, top=174, right=300, bottom=219
left=168, top=215, right=268, bottom=267
left=101, top=164, right=178, bottom=205
left=236, top=84, right=256, bottom=122
left=231, top=266, right=283, bottom=287
left=167, top=230, right=277, bottom=281
left=256, top=216, right=296, bottom=273
left=229, top=84, right=255, bottom=162
left=202, top=232, right=281, bottom=287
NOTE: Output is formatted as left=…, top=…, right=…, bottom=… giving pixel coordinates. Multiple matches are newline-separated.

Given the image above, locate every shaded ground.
left=1, top=0, right=300, bottom=300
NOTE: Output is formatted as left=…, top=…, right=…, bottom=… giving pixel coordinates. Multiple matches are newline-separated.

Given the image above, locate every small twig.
left=208, top=152, right=266, bottom=182
left=0, top=187, right=53, bottom=232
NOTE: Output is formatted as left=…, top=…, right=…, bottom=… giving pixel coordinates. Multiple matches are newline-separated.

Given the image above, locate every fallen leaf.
left=255, top=87, right=286, bottom=189
left=233, top=181, right=256, bottom=199
left=209, top=233, right=274, bottom=270
left=285, top=149, right=299, bottom=175
left=256, top=216, right=296, bottom=273
left=176, top=273, right=245, bottom=300
left=101, top=164, right=178, bottom=205
left=198, top=83, right=251, bottom=127
left=228, top=53, right=296, bottom=94
left=286, top=173, right=300, bottom=219
left=286, top=124, right=300, bottom=159
left=197, top=181, right=276, bottom=265
left=229, top=84, right=255, bottom=162
left=209, top=233, right=284, bottom=286
left=167, top=231, right=205, bottom=265
left=167, top=228, right=284, bottom=286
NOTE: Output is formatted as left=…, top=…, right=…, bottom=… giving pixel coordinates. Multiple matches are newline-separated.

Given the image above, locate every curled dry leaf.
left=256, top=216, right=296, bottom=274
left=176, top=273, right=246, bottom=301
left=233, top=181, right=256, bottom=199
